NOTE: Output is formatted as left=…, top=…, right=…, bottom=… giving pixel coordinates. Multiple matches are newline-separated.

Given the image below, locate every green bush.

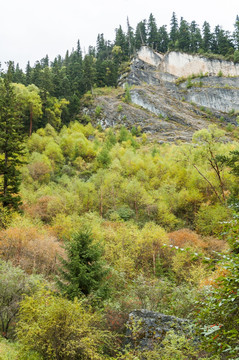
left=195, top=204, right=230, bottom=236
left=17, top=288, right=112, bottom=360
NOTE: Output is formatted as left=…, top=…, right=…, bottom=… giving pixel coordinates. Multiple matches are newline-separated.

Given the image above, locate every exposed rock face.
left=137, top=46, right=163, bottom=67
left=126, top=310, right=189, bottom=350
left=137, top=46, right=239, bottom=77
left=162, top=51, right=239, bottom=77
left=90, top=47, right=239, bottom=142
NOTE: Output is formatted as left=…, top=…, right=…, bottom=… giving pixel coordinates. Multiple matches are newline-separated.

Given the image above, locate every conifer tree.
left=233, top=15, right=239, bottom=49
left=135, top=20, right=147, bottom=50
left=147, top=13, right=158, bottom=50
left=169, top=12, right=179, bottom=50
left=189, top=21, right=202, bottom=53
left=127, top=17, right=135, bottom=56
left=56, top=230, right=108, bottom=300
left=115, top=25, right=129, bottom=59
left=0, top=67, right=25, bottom=211
left=202, top=21, right=212, bottom=52
left=158, top=25, right=169, bottom=53
left=178, top=17, right=191, bottom=52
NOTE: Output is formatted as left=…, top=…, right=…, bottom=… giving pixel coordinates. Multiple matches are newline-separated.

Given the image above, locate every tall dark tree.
left=25, top=61, right=32, bottom=85
left=82, top=54, right=96, bottom=93
left=178, top=17, right=191, bottom=52
left=147, top=13, right=158, bottom=50
left=189, top=21, right=202, bottom=53
left=211, top=25, right=234, bottom=55
left=202, top=21, right=212, bottom=52
left=233, top=15, right=239, bottom=49
left=0, top=67, right=24, bottom=211
left=56, top=230, right=108, bottom=299
left=96, top=33, right=107, bottom=60
left=158, top=25, right=169, bottom=53
left=169, top=12, right=179, bottom=50
left=135, top=20, right=147, bottom=50
left=115, top=25, right=129, bottom=59
left=13, top=63, right=26, bottom=84
left=67, top=43, right=84, bottom=96
left=127, top=17, right=135, bottom=56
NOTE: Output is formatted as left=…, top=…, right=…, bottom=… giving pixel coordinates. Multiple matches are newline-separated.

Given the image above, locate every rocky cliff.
left=87, top=47, right=239, bottom=142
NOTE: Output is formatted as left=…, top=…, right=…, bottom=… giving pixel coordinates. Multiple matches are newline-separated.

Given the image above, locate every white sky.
left=0, top=0, right=238, bottom=70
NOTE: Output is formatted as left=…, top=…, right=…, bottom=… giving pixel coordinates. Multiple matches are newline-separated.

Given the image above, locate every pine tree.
left=233, top=15, right=239, bottom=50
left=135, top=20, right=147, bottom=50
left=56, top=230, right=108, bottom=300
left=0, top=66, right=25, bottom=211
left=147, top=13, right=158, bottom=50
left=178, top=17, right=190, bottom=52
left=169, top=12, right=179, bottom=50
left=82, top=54, right=96, bottom=93
left=115, top=25, right=129, bottom=59
left=189, top=21, right=202, bottom=53
left=127, top=17, right=135, bottom=56
left=202, top=21, right=212, bottom=52
left=158, top=25, right=169, bottom=53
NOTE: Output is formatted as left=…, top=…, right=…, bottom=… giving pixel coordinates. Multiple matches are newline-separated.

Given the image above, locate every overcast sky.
left=0, top=0, right=238, bottom=70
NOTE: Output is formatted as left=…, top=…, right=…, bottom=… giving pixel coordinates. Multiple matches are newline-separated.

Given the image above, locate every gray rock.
left=125, top=309, right=190, bottom=350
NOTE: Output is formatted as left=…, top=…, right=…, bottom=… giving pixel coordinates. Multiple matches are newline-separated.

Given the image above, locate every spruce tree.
left=135, top=20, right=147, bottom=50
left=56, top=230, right=108, bottom=300
left=202, top=21, right=212, bottom=52
left=158, top=25, right=169, bottom=53
left=169, top=12, right=179, bottom=50
left=0, top=67, right=25, bottom=211
left=147, top=13, right=158, bottom=50
left=233, top=15, right=239, bottom=50
left=190, top=21, right=202, bottom=53
left=178, top=17, right=191, bottom=52
left=127, top=17, right=135, bottom=56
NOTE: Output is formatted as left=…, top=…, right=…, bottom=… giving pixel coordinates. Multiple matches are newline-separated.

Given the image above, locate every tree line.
left=1, top=13, right=239, bottom=125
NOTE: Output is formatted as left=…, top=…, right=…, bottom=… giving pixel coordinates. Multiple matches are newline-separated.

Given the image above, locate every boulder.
left=125, top=309, right=190, bottom=350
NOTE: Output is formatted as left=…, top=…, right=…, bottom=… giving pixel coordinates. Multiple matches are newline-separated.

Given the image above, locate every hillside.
left=86, top=46, right=239, bottom=142
left=1, top=46, right=239, bottom=359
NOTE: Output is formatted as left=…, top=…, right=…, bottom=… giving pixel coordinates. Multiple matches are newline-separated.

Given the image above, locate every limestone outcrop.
left=88, top=47, right=239, bottom=142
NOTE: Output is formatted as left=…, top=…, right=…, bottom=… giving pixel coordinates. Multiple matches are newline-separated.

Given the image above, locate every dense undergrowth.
left=0, top=122, right=239, bottom=359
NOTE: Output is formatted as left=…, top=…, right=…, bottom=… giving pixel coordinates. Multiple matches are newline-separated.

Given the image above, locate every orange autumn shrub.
left=0, top=226, right=64, bottom=276
left=204, top=236, right=229, bottom=253
left=200, top=265, right=229, bottom=288
left=168, top=228, right=207, bottom=250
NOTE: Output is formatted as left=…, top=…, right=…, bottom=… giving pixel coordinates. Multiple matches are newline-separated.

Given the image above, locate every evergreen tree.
left=233, top=15, right=239, bottom=49
left=67, top=44, right=84, bottom=96
left=96, top=33, right=109, bottom=60
left=40, top=55, right=49, bottom=68
left=178, top=17, right=190, bottom=52
left=0, top=67, right=25, bottom=211
left=31, top=61, right=42, bottom=89
left=127, top=17, right=135, bottom=56
left=158, top=25, right=169, bottom=53
left=135, top=20, right=147, bottom=50
left=82, top=54, right=96, bottom=93
left=115, top=25, right=129, bottom=59
left=202, top=21, right=212, bottom=52
left=147, top=13, right=158, bottom=50
left=189, top=21, right=202, bottom=53
left=25, top=61, right=32, bottom=85
left=211, top=25, right=221, bottom=54
left=218, top=29, right=234, bottom=56
left=169, top=12, right=179, bottom=50
left=56, top=230, right=108, bottom=299
left=13, top=63, right=26, bottom=84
